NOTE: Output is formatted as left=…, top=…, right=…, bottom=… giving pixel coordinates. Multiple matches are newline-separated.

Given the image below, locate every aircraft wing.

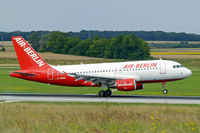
left=67, top=73, right=116, bottom=85
left=67, top=73, right=139, bottom=86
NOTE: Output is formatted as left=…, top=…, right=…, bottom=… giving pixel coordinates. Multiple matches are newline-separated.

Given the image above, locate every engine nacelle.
left=115, top=79, right=144, bottom=91
left=116, top=78, right=136, bottom=91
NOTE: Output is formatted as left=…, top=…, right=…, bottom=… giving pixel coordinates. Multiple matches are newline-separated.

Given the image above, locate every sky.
left=0, top=0, right=200, bottom=34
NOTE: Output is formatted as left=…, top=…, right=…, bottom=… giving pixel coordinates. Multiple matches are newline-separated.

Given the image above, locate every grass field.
left=147, top=41, right=200, bottom=44
left=150, top=48, right=200, bottom=67
left=0, top=51, right=121, bottom=66
left=0, top=103, right=199, bottom=133
left=0, top=68, right=199, bottom=96
left=151, top=48, right=200, bottom=58
left=151, top=48, right=200, bottom=52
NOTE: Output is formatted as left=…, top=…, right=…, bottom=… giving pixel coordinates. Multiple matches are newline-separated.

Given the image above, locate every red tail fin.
left=11, top=36, right=48, bottom=70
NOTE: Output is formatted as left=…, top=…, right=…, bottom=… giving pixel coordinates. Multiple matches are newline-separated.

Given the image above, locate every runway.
left=0, top=93, right=200, bottom=104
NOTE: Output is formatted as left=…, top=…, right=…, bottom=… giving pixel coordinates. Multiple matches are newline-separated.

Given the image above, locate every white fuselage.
left=52, top=60, right=192, bottom=83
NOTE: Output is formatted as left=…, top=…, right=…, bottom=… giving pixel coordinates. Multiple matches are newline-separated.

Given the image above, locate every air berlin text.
left=14, top=38, right=45, bottom=67
left=123, top=63, right=157, bottom=69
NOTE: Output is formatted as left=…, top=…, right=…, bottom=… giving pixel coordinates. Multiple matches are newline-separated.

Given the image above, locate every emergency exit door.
left=47, top=68, right=54, bottom=80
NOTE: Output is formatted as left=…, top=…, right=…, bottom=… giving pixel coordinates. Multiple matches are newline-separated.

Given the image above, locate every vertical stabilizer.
left=11, top=36, right=49, bottom=70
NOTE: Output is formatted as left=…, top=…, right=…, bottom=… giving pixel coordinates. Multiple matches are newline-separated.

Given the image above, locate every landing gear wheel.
left=161, top=82, right=168, bottom=94
left=105, top=89, right=112, bottom=97
left=163, top=89, right=168, bottom=94
left=98, top=90, right=105, bottom=97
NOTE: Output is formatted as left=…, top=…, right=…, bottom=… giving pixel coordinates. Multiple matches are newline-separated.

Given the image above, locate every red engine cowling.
left=116, top=78, right=136, bottom=91
left=116, top=79, right=144, bottom=91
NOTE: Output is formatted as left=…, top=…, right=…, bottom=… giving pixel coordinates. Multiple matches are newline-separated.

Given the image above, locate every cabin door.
left=160, top=62, right=166, bottom=74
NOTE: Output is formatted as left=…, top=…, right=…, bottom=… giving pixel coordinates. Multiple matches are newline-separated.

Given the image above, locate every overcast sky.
left=0, top=0, right=200, bottom=34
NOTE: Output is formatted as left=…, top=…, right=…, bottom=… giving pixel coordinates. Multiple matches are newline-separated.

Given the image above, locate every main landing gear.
left=162, top=82, right=168, bottom=94
left=98, top=89, right=112, bottom=97
left=98, top=83, right=112, bottom=97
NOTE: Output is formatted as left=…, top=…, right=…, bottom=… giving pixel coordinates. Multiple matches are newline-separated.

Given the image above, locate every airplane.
left=10, top=36, right=192, bottom=97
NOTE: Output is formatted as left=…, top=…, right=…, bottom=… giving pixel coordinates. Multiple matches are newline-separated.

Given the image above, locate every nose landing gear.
left=163, top=89, right=168, bottom=94
left=162, top=82, right=168, bottom=94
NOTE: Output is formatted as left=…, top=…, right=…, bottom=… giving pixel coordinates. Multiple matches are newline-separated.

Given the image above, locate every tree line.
left=28, top=31, right=150, bottom=60
left=1, top=30, right=200, bottom=41
left=69, top=30, right=200, bottom=41
left=0, top=31, right=50, bottom=41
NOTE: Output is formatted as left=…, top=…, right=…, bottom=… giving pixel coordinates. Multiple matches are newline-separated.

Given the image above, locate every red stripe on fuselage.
left=137, top=78, right=184, bottom=84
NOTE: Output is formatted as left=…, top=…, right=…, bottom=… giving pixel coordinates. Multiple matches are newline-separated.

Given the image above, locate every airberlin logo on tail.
left=14, top=37, right=45, bottom=67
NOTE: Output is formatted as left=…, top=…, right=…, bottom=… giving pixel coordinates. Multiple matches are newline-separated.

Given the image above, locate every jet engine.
left=114, top=78, right=144, bottom=91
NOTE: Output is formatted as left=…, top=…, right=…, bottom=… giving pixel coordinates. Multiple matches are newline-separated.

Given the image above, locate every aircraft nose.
left=185, top=69, right=192, bottom=78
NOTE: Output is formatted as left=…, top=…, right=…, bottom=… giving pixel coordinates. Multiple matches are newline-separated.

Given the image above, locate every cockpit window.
left=173, top=65, right=183, bottom=68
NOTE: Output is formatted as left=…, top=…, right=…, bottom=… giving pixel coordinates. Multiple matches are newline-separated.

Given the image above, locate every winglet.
left=11, top=36, right=49, bottom=70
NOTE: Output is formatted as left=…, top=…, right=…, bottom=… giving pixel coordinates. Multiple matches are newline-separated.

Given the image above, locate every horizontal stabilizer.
left=12, top=72, right=36, bottom=76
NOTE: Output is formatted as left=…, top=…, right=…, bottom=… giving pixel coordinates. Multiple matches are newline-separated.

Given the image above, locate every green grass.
left=0, top=58, right=19, bottom=64
left=171, top=59, right=200, bottom=68
left=0, top=68, right=199, bottom=96
left=0, top=103, right=199, bottom=133
left=19, top=101, right=200, bottom=107
left=157, top=58, right=200, bottom=68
